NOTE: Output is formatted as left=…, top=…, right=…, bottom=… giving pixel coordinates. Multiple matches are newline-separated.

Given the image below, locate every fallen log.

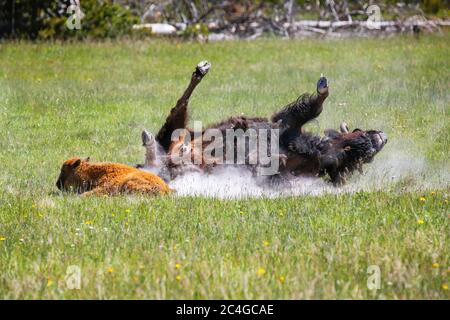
left=132, top=23, right=177, bottom=34
left=132, top=19, right=450, bottom=37
left=286, top=19, right=450, bottom=29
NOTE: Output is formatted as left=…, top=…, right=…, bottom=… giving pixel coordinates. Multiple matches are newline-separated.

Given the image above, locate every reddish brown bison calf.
left=56, top=157, right=172, bottom=196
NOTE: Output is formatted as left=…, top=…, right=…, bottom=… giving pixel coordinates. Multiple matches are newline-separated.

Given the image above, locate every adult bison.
left=138, top=61, right=387, bottom=186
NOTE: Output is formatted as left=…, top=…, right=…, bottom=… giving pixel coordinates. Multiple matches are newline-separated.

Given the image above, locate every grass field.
left=0, top=35, right=449, bottom=299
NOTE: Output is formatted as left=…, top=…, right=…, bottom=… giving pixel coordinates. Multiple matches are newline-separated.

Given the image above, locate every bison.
left=56, top=157, right=173, bottom=196
left=138, top=61, right=387, bottom=186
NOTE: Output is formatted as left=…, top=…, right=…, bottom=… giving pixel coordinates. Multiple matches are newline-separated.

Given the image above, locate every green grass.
left=0, top=35, right=449, bottom=299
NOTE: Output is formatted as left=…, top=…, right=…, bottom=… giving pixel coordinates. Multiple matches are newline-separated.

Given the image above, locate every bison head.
left=320, top=122, right=388, bottom=184
left=56, top=157, right=90, bottom=192
left=336, top=122, right=387, bottom=160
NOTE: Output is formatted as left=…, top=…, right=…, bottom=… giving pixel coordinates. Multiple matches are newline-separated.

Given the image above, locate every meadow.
left=0, top=35, right=448, bottom=299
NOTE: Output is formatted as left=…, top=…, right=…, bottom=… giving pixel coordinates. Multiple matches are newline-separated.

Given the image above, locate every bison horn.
left=340, top=121, right=349, bottom=134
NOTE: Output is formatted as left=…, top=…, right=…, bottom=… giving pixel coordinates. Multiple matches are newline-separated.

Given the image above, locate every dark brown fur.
left=143, top=62, right=387, bottom=185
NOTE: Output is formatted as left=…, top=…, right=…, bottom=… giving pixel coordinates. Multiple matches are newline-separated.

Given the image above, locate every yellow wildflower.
left=125, top=209, right=131, bottom=214
left=176, top=275, right=182, bottom=281
left=47, top=278, right=54, bottom=286
left=263, top=241, right=270, bottom=247
left=432, top=263, right=440, bottom=269
left=0, top=236, right=6, bottom=241
left=257, top=268, right=266, bottom=276
left=84, top=220, right=93, bottom=225
left=175, top=263, right=182, bottom=269
left=278, top=276, right=286, bottom=284
left=107, top=267, right=115, bottom=273
left=417, top=219, right=425, bottom=225
left=442, top=283, right=448, bottom=290
left=419, top=197, right=426, bottom=203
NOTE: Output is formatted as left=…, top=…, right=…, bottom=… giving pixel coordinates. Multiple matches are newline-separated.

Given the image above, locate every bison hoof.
left=142, top=129, right=155, bottom=147
left=195, top=60, right=211, bottom=77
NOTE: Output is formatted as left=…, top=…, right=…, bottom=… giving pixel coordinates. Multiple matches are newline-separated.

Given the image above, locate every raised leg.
left=142, top=129, right=157, bottom=167
left=156, top=60, right=211, bottom=152
left=271, top=75, right=329, bottom=132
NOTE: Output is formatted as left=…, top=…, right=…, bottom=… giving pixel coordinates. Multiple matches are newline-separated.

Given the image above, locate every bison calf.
left=56, top=157, right=173, bottom=196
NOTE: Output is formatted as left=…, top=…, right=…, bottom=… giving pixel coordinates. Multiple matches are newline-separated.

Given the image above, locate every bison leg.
left=121, top=178, right=171, bottom=195
left=271, top=75, right=329, bottom=132
left=156, top=60, right=211, bottom=152
left=142, top=129, right=157, bottom=167
left=136, top=129, right=158, bottom=169
left=81, top=187, right=109, bottom=196
left=136, top=130, right=172, bottom=182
